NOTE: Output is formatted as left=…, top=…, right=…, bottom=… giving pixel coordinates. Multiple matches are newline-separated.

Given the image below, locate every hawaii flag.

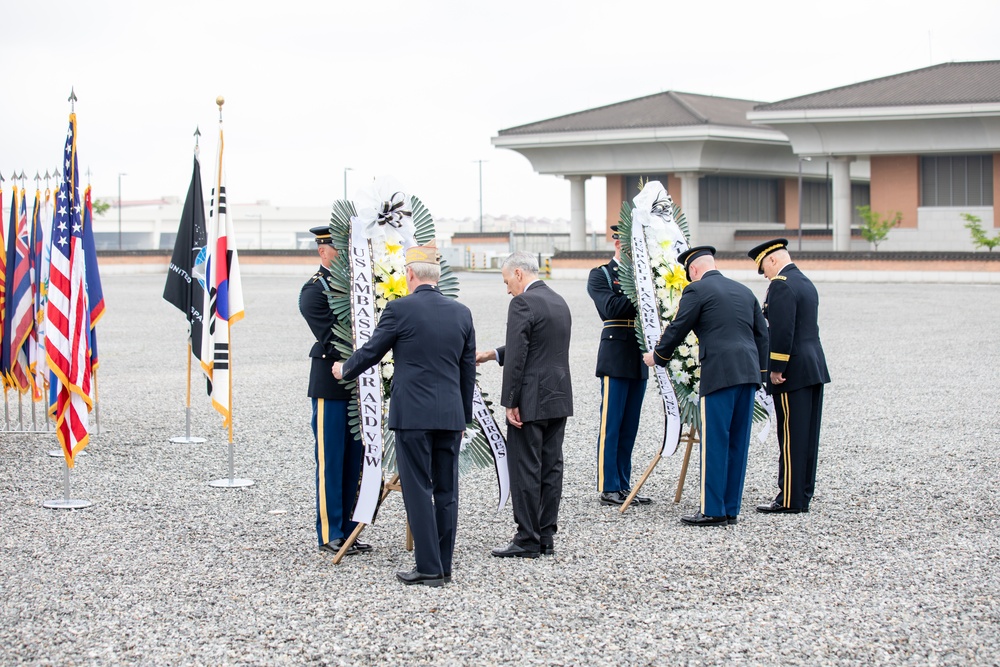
left=199, top=119, right=244, bottom=428
left=46, top=113, right=93, bottom=466
left=3, top=185, right=34, bottom=393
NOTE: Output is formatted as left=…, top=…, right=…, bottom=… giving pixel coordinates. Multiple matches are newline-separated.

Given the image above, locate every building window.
left=920, top=155, right=993, bottom=207
left=801, top=181, right=829, bottom=225
left=700, top=176, right=778, bottom=222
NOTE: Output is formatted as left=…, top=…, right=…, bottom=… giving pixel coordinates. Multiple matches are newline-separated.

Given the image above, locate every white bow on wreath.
left=350, top=176, right=417, bottom=249
left=633, top=180, right=688, bottom=259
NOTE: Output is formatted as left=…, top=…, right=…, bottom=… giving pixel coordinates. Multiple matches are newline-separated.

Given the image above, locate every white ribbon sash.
left=755, top=388, right=776, bottom=443
left=348, top=224, right=384, bottom=524
left=630, top=214, right=682, bottom=456
left=471, top=385, right=510, bottom=512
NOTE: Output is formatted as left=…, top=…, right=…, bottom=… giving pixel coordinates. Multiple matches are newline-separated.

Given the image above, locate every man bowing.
left=334, top=245, right=476, bottom=586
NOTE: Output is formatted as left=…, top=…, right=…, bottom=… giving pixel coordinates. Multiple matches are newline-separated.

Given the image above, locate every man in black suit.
left=748, top=239, right=830, bottom=514
left=477, top=251, right=573, bottom=557
left=298, top=226, right=368, bottom=557
left=333, top=244, right=476, bottom=586
left=643, top=246, right=768, bottom=527
left=586, top=226, right=650, bottom=506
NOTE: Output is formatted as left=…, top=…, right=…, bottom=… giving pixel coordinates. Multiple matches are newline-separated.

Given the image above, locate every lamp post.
left=117, top=172, right=127, bottom=250
left=473, top=160, right=487, bottom=232
left=343, top=167, right=353, bottom=200
left=797, top=157, right=811, bottom=252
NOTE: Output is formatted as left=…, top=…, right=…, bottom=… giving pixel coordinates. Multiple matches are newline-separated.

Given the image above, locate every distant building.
left=493, top=61, right=1000, bottom=252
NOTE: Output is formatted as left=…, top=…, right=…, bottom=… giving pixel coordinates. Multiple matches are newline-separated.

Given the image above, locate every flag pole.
left=92, top=369, right=100, bottom=434
left=42, top=461, right=92, bottom=509
left=170, top=340, right=205, bottom=444
left=208, top=95, right=252, bottom=489
left=210, top=322, right=250, bottom=486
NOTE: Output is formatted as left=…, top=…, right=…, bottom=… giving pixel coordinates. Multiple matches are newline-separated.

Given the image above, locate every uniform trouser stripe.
left=315, top=399, right=330, bottom=545
left=700, top=396, right=707, bottom=514
left=781, top=393, right=792, bottom=508
left=773, top=386, right=823, bottom=509
left=597, top=376, right=610, bottom=492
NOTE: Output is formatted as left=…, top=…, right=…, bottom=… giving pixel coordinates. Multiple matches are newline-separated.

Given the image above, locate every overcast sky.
left=3, top=0, right=999, bottom=223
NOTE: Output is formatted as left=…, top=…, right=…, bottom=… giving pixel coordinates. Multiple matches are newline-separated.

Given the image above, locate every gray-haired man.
left=477, top=252, right=573, bottom=558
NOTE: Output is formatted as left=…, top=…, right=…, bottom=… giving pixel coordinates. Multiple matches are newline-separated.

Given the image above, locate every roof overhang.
left=492, top=124, right=803, bottom=177
left=493, top=124, right=788, bottom=150
left=748, top=103, right=1000, bottom=155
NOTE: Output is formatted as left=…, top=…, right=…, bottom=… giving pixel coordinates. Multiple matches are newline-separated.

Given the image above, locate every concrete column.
left=830, top=157, right=853, bottom=252
left=677, top=172, right=701, bottom=243
left=567, top=175, right=589, bottom=251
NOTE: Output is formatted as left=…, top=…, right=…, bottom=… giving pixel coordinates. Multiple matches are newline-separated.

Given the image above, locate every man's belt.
left=603, top=319, right=636, bottom=328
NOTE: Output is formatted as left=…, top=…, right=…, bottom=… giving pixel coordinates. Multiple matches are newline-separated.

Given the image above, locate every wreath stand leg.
left=673, top=427, right=700, bottom=504
left=619, top=453, right=661, bottom=514
left=333, top=473, right=412, bottom=564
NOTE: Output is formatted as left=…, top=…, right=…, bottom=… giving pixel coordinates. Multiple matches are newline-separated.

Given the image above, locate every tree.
left=92, top=199, right=111, bottom=216
left=962, top=213, right=1000, bottom=252
left=856, top=205, right=901, bottom=251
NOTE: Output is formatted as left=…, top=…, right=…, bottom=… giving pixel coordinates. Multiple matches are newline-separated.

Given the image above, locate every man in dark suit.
left=748, top=239, right=830, bottom=514
left=643, top=246, right=768, bottom=527
left=298, top=225, right=368, bottom=557
left=333, top=244, right=476, bottom=586
left=477, top=251, right=573, bottom=558
left=586, top=226, right=650, bottom=506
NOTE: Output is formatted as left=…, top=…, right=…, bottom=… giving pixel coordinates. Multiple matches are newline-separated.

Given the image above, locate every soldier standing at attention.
left=748, top=239, right=830, bottom=514
left=586, top=225, right=651, bottom=506
left=299, top=225, right=369, bottom=556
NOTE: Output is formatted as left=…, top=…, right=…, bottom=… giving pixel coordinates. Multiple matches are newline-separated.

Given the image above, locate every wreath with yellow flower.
left=321, top=195, right=496, bottom=475
left=617, top=196, right=767, bottom=431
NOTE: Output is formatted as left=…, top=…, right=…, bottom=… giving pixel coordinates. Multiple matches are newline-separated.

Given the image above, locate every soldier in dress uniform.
left=643, top=246, right=768, bottom=527
left=586, top=225, right=651, bottom=506
left=298, top=225, right=369, bottom=556
left=747, top=239, right=830, bottom=514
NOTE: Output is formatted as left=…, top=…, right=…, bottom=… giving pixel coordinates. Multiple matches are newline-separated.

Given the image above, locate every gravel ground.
left=1, top=271, right=998, bottom=666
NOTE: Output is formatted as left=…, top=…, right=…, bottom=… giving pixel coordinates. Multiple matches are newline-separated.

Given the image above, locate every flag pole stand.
left=333, top=473, right=411, bottom=565
left=208, top=334, right=251, bottom=487
left=42, top=461, right=92, bottom=509
left=170, top=342, right=205, bottom=444
left=208, top=439, right=254, bottom=488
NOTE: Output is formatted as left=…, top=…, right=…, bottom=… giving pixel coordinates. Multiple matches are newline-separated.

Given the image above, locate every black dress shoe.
left=540, top=542, right=555, bottom=556
left=680, top=512, right=728, bottom=526
left=354, top=541, right=373, bottom=552
left=599, top=491, right=625, bottom=506
left=756, top=501, right=805, bottom=514
left=319, top=539, right=357, bottom=556
left=396, top=569, right=445, bottom=586
left=491, top=542, right=540, bottom=558
left=727, top=515, right=738, bottom=525
left=624, top=489, right=652, bottom=505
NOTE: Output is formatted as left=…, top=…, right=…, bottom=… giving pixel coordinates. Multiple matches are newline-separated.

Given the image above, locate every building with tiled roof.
left=494, top=61, right=1000, bottom=253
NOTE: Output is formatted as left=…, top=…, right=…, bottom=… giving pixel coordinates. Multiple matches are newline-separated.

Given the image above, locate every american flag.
left=199, top=120, right=244, bottom=430
left=45, top=113, right=93, bottom=466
